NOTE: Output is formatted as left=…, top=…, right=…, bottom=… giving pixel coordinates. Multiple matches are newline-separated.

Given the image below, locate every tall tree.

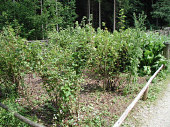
left=40, top=0, right=44, bottom=39
left=56, top=0, right=59, bottom=31
left=113, top=0, right=116, bottom=31
left=88, top=0, right=91, bottom=23
left=99, top=0, right=101, bottom=28
left=152, top=0, right=170, bottom=27
left=0, top=0, right=77, bottom=39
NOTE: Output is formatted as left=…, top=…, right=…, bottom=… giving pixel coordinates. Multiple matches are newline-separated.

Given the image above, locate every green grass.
left=145, top=61, right=170, bottom=102
left=0, top=94, right=38, bottom=127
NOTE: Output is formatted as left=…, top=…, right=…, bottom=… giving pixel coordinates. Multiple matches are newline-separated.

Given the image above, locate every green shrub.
left=0, top=26, right=81, bottom=124
left=139, top=32, right=167, bottom=74
left=0, top=95, right=34, bottom=127
left=48, top=23, right=167, bottom=78
left=0, top=24, right=167, bottom=125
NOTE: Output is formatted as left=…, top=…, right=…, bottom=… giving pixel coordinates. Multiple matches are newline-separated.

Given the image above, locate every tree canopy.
left=152, top=0, right=170, bottom=27
left=0, top=0, right=169, bottom=39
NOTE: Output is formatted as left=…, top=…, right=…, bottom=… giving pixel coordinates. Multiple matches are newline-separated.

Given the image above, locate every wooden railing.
left=113, top=64, right=164, bottom=127
left=153, top=27, right=170, bottom=36
left=27, top=40, right=48, bottom=43
left=0, top=102, right=45, bottom=127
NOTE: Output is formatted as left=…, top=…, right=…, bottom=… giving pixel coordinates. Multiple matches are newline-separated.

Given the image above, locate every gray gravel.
left=142, top=83, right=170, bottom=127
left=124, top=83, right=170, bottom=127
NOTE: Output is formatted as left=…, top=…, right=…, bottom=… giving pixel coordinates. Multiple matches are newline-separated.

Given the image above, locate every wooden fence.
left=27, top=40, right=48, bottom=43
left=164, top=42, right=170, bottom=59
left=153, top=27, right=170, bottom=36
left=0, top=102, right=45, bottom=127
left=0, top=103, right=45, bottom=127
left=113, top=64, right=164, bottom=127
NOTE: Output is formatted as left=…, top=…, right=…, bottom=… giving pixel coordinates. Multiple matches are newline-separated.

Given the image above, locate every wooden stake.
left=143, top=86, right=149, bottom=101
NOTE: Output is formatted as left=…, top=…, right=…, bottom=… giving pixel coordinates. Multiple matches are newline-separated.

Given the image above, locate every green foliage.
left=49, top=22, right=167, bottom=79
left=48, top=22, right=95, bottom=74
left=0, top=26, right=28, bottom=94
left=59, top=0, right=77, bottom=27
left=133, top=12, right=147, bottom=30
left=49, top=21, right=168, bottom=78
left=0, top=23, right=168, bottom=125
left=0, top=26, right=80, bottom=124
left=118, top=9, right=126, bottom=31
left=152, top=0, right=170, bottom=25
left=139, top=32, right=167, bottom=75
left=0, top=95, right=36, bottom=127
left=0, top=0, right=77, bottom=39
left=133, top=12, right=167, bottom=75
left=0, top=0, right=169, bottom=38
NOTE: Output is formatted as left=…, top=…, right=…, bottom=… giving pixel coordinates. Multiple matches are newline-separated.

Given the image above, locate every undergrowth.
left=0, top=94, right=38, bottom=126
left=0, top=23, right=168, bottom=126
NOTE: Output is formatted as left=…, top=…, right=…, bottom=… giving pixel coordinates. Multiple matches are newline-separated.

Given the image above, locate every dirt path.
left=141, top=83, right=170, bottom=127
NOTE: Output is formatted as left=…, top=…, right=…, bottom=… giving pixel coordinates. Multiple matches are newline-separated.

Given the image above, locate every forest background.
left=0, top=0, right=170, bottom=40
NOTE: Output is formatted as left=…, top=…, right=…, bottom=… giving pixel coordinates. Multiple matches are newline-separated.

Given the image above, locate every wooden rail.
left=153, top=27, right=170, bottom=36
left=0, top=102, right=45, bottom=127
left=27, top=40, right=48, bottom=43
left=113, top=64, right=164, bottom=127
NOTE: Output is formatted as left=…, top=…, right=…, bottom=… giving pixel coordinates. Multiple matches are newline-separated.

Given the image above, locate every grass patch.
left=0, top=94, right=39, bottom=127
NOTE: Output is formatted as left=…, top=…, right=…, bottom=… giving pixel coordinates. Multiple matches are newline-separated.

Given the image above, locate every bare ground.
left=15, top=73, right=146, bottom=126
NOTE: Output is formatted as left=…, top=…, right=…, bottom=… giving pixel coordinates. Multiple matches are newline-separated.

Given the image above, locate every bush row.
left=49, top=23, right=167, bottom=76
left=0, top=24, right=167, bottom=124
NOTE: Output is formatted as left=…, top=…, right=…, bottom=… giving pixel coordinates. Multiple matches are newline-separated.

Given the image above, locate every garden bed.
left=14, top=72, right=146, bottom=126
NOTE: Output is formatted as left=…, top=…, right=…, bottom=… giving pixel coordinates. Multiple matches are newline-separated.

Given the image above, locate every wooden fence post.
left=164, top=42, right=170, bottom=60
left=143, top=86, right=149, bottom=101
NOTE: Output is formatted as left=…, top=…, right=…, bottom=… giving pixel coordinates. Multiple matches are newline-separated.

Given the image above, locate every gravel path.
left=141, top=83, right=170, bottom=127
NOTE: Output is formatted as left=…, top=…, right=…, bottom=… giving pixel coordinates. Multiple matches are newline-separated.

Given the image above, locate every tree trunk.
left=99, top=0, right=101, bottom=28
left=88, top=0, right=91, bottom=23
left=56, top=0, right=59, bottom=32
left=41, top=0, right=44, bottom=39
left=13, top=0, right=15, bottom=19
left=113, top=0, right=116, bottom=31
left=156, top=18, right=159, bottom=28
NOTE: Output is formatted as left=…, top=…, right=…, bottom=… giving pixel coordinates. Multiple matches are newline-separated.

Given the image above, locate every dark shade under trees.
left=0, top=0, right=169, bottom=39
